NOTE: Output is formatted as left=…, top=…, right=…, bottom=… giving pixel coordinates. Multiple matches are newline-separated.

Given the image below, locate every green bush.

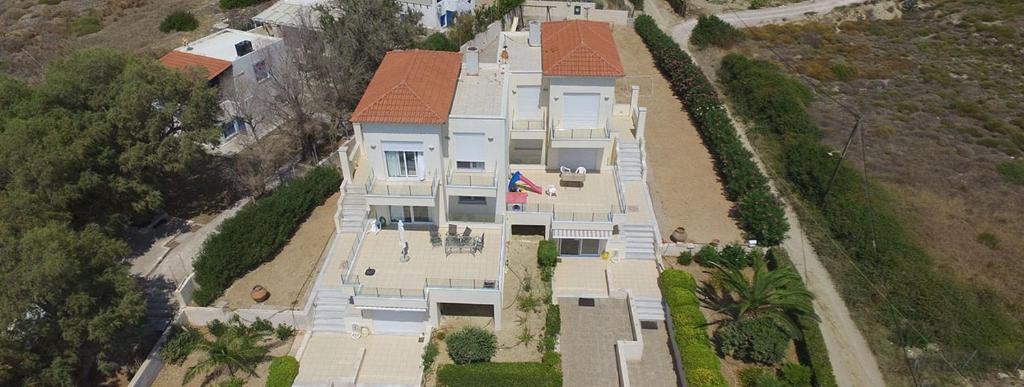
left=192, top=166, right=341, bottom=306
left=219, top=0, right=269, bottom=10
left=275, top=323, right=296, bottom=340
left=266, top=356, right=299, bottom=387
left=722, top=50, right=1024, bottom=371
left=628, top=0, right=643, bottom=11
left=70, top=16, right=102, bottom=36
left=445, top=326, right=497, bottom=364
left=768, top=248, right=837, bottom=387
left=160, top=324, right=203, bottom=365
left=694, top=245, right=720, bottom=267
left=423, top=342, right=439, bottom=369
left=437, top=362, right=561, bottom=387
left=159, top=11, right=199, bottom=33
left=220, top=377, right=245, bottom=387
left=718, top=244, right=748, bottom=269
left=633, top=15, right=788, bottom=246
left=829, top=62, right=858, bottom=81
left=780, top=362, right=812, bottom=386
left=666, top=0, right=687, bottom=15
left=661, top=270, right=727, bottom=387
left=537, top=239, right=558, bottom=268
left=691, top=15, right=744, bottom=49
left=418, top=32, right=459, bottom=51
left=677, top=251, right=694, bottom=265
left=715, top=316, right=791, bottom=364
left=739, top=367, right=781, bottom=387
left=996, top=160, right=1024, bottom=185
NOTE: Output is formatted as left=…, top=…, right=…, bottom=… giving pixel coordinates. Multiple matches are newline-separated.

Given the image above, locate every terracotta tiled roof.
left=351, top=50, right=462, bottom=124
left=159, top=50, right=232, bottom=81
left=541, top=20, right=624, bottom=77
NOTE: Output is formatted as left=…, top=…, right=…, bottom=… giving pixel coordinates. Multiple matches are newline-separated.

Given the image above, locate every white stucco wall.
left=360, top=122, right=447, bottom=181
left=547, top=76, right=618, bottom=130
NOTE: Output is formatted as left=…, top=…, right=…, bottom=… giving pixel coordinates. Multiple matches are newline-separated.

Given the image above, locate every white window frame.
left=222, top=117, right=246, bottom=139
left=253, top=60, right=270, bottom=82
left=457, top=196, right=487, bottom=205
left=456, top=161, right=485, bottom=171
left=559, top=238, right=601, bottom=257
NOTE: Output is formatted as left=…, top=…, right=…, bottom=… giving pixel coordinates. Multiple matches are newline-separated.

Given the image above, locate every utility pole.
left=820, top=117, right=862, bottom=205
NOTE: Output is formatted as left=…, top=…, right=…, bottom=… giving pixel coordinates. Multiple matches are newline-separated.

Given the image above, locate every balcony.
left=550, top=117, right=611, bottom=148
left=446, top=159, right=498, bottom=197
left=511, top=107, right=547, bottom=140
left=364, top=168, right=439, bottom=206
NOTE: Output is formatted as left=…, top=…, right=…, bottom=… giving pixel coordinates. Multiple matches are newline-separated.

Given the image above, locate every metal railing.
left=365, top=168, right=438, bottom=197
left=343, top=274, right=360, bottom=285
left=424, top=278, right=498, bottom=289
left=508, top=202, right=618, bottom=223
left=446, top=159, right=498, bottom=188
left=511, top=106, right=547, bottom=132
left=550, top=116, right=611, bottom=139
left=355, top=287, right=425, bottom=299
left=613, top=165, right=627, bottom=213
left=341, top=220, right=369, bottom=285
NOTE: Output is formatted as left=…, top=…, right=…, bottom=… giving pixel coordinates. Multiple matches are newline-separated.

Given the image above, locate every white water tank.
left=528, top=20, right=541, bottom=47
left=465, top=46, right=480, bottom=76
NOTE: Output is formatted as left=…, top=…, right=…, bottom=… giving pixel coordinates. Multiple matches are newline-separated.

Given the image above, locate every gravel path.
left=653, top=1, right=886, bottom=385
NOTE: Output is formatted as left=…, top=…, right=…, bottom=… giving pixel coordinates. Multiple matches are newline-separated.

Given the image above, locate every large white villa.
left=293, top=19, right=661, bottom=386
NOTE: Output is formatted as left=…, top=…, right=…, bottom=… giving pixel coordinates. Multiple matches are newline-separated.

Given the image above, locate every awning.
left=551, top=228, right=612, bottom=240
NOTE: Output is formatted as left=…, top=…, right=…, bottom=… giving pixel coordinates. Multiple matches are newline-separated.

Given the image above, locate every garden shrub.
left=192, top=166, right=341, bottom=305
left=694, top=245, right=720, bottom=267
left=159, top=11, right=199, bottom=33
left=220, top=377, right=245, bottom=387
left=780, top=362, right=813, bottom=386
left=768, top=248, right=837, bottom=387
left=70, top=16, right=102, bottom=36
left=266, top=356, right=299, bottom=387
left=660, top=270, right=727, bottom=387
left=739, top=367, right=779, bottom=387
left=445, top=326, right=497, bottom=364
left=160, top=324, right=203, bottom=365
left=219, top=0, right=269, bottom=10
left=715, top=316, right=791, bottom=364
left=719, top=50, right=1024, bottom=369
left=718, top=244, right=748, bottom=269
left=628, top=0, right=643, bottom=11
left=422, top=342, right=439, bottom=369
left=691, top=15, right=744, bottom=49
left=537, top=239, right=558, bottom=268
left=418, top=32, right=459, bottom=51
left=275, top=323, right=296, bottom=340
left=633, top=15, right=788, bottom=247
left=437, top=362, right=561, bottom=386
left=829, top=62, right=858, bottom=81
left=666, top=0, right=687, bottom=15
left=677, top=251, right=693, bottom=265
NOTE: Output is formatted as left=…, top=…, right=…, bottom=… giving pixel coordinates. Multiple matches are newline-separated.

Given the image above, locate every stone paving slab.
left=559, top=297, right=633, bottom=387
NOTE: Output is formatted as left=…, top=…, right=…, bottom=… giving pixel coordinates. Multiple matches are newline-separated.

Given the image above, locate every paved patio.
left=511, top=168, right=621, bottom=216
left=627, top=320, right=682, bottom=387
left=296, top=332, right=423, bottom=385
left=559, top=297, right=634, bottom=387
left=350, top=227, right=501, bottom=290
left=553, top=259, right=608, bottom=298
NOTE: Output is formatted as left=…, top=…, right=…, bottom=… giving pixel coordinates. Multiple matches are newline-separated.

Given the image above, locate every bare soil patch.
left=151, top=330, right=295, bottom=387
left=613, top=26, right=744, bottom=244
left=218, top=192, right=340, bottom=309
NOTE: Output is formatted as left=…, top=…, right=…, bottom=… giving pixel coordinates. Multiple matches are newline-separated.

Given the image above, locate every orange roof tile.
left=541, top=20, right=624, bottom=77
left=158, top=51, right=232, bottom=81
left=351, top=50, right=463, bottom=124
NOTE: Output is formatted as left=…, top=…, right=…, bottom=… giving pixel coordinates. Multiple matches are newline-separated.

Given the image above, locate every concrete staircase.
left=617, top=140, right=644, bottom=181
left=620, top=223, right=658, bottom=260
left=311, top=288, right=350, bottom=332
left=141, top=277, right=177, bottom=333
left=633, top=296, right=666, bottom=321
left=339, top=185, right=368, bottom=234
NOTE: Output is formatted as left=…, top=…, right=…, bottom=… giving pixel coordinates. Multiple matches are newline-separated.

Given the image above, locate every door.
left=389, top=206, right=431, bottom=223
left=367, top=310, right=427, bottom=335
left=517, top=86, right=542, bottom=120
left=554, top=148, right=601, bottom=171
left=562, top=93, right=600, bottom=128
left=382, top=141, right=425, bottom=180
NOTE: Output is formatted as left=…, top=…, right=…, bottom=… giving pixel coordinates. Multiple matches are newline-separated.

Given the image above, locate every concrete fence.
left=127, top=313, right=185, bottom=387
left=181, top=306, right=310, bottom=330
left=522, top=1, right=630, bottom=25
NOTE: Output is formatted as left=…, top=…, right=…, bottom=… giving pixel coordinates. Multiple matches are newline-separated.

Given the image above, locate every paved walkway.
left=627, top=320, right=680, bottom=387
left=559, top=297, right=634, bottom=387
left=655, top=1, right=886, bottom=385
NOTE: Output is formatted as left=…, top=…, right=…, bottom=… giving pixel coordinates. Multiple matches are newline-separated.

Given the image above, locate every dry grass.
left=150, top=329, right=296, bottom=387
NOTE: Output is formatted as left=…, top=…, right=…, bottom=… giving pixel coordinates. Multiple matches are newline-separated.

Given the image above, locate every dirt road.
left=655, top=1, right=886, bottom=385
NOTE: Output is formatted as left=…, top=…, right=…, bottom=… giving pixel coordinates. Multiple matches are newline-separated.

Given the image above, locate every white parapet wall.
left=181, top=306, right=311, bottom=331
left=522, top=1, right=630, bottom=25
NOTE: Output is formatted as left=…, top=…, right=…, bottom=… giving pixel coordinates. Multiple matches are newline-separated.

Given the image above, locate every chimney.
left=465, top=46, right=479, bottom=76
left=528, top=21, right=541, bottom=47
left=234, top=40, right=253, bottom=57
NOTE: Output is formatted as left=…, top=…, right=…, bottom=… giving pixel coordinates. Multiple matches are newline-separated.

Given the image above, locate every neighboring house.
left=253, top=0, right=476, bottom=35
left=159, top=29, right=287, bottom=155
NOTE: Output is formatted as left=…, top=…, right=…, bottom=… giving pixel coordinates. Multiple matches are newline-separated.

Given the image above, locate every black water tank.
left=234, top=40, right=253, bottom=57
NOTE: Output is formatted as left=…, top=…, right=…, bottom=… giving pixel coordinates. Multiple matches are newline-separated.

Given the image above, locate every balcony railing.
left=508, top=202, right=617, bottom=223
left=355, top=286, right=426, bottom=299
left=447, top=159, right=497, bottom=188
left=365, top=168, right=439, bottom=197
left=511, top=106, right=547, bottom=132
left=425, top=278, right=498, bottom=289
left=550, top=115, right=611, bottom=140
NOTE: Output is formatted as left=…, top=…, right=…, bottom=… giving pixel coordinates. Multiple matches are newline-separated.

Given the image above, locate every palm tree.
left=182, top=320, right=273, bottom=385
left=710, top=253, right=819, bottom=337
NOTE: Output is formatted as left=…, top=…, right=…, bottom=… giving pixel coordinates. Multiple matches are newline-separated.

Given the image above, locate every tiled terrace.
left=508, top=169, right=622, bottom=221
left=346, top=227, right=502, bottom=292
left=296, top=333, right=423, bottom=385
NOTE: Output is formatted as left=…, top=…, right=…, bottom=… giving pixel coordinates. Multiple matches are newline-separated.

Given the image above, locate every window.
left=456, top=161, right=485, bottom=171
left=222, top=117, right=246, bottom=139
left=559, top=238, right=601, bottom=256
left=390, top=206, right=431, bottom=223
left=385, top=151, right=422, bottom=178
left=458, top=196, right=487, bottom=205
left=253, top=60, right=270, bottom=81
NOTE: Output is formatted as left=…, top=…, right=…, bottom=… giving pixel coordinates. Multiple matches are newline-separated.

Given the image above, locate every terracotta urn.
left=250, top=285, right=270, bottom=303
left=670, top=227, right=688, bottom=243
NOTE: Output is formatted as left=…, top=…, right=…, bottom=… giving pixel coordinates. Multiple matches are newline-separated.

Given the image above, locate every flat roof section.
left=500, top=32, right=542, bottom=73
left=450, top=63, right=504, bottom=117
left=178, top=29, right=280, bottom=62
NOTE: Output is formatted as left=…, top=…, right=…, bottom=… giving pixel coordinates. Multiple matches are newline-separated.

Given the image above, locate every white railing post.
left=630, top=85, right=640, bottom=116
left=337, top=144, right=353, bottom=186
left=636, top=107, right=648, bottom=143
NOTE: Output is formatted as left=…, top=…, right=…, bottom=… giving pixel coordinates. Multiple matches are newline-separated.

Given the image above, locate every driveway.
left=559, top=297, right=634, bottom=387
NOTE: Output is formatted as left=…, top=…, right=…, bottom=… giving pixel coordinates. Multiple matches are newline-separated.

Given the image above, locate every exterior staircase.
left=616, top=140, right=644, bottom=181
left=311, top=288, right=350, bottom=332
left=141, top=277, right=177, bottom=333
left=338, top=184, right=368, bottom=234
left=633, top=296, right=666, bottom=321
left=620, top=223, right=658, bottom=260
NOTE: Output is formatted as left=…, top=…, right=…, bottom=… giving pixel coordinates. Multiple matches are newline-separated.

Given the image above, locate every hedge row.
left=767, top=248, right=838, bottom=387
left=628, top=0, right=644, bottom=11
left=666, top=0, right=687, bottom=16
left=633, top=15, right=788, bottom=246
left=718, top=53, right=1024, bottom=368
left=266, top=356, right=299, bottom=387
left=437, top=362, right=561, bottom=387
left=192, top=166, right=341, bottom=306
left=219, top=0, right=269, bottom=10
left=660, top=270, right=727, bottom=387
left=690, top=15, right=744, bottom=49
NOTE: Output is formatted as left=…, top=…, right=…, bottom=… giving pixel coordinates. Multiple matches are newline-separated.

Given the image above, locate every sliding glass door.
left=385, top=150, right=423, bottom=179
